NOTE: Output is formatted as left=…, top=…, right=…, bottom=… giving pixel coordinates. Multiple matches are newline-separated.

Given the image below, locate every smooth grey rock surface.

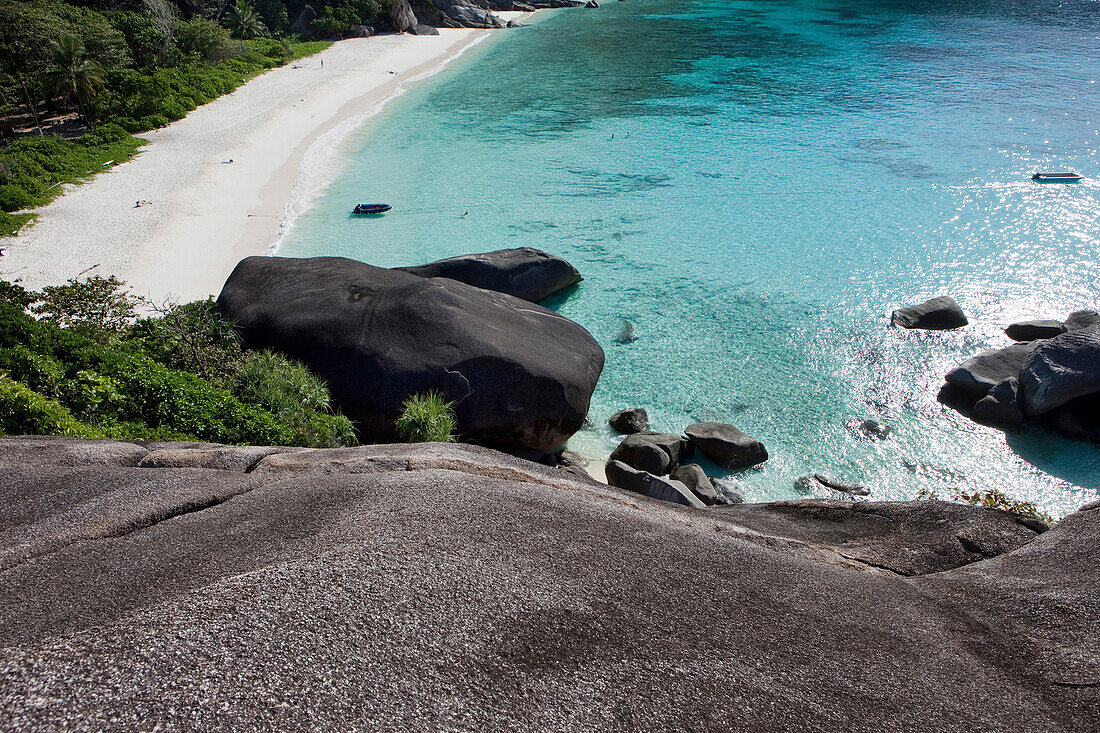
left=1020, top=325, right=1100, bottom=416
left=684, top=422, right=767, bottom=469
left=608, top=407, right=648, bottom=435
left=397, top=248, right=582, bottom=303
left=890, top=296, right=968, bottom=330
left=945, top=343, right=1035, bottom=397
left=0, top=436, right=148, bottom=467
left=139, top=445, right=304, bottom=472
left=0, top=438, right=1093, bottom=731
left=216, top=256, right=604, bottom=451
left=408, top=23, right=439, bottom=35
left=1005, top=319, right=1065, bottom=342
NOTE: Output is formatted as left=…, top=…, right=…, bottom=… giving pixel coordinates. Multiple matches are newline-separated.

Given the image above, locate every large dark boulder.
left=1005, top=320, right=1065, bottom=342
left=604, top=460, right=705, bottom=508
left=609, top=437, right=669, bottom=475
left=1019, top=325, right=1100, bottom=416
left=608, top=408, right=648, bottom=435
left=397, top=248, right=582, bottom=303
left=387, top=0, right=417, bottom=31
left=944, top=343, right=1035, bottom=397
left=890, top=297, right=968, bottom=330
left=216, top=256, right=604, bottom=451
left=684, top=422, right=767, bottom=469
left=409, top=23, right=439, bottom=35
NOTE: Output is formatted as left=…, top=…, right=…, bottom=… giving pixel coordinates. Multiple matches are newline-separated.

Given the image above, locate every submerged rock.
left=615, top=319, right=637, bottom=344
left=216, top=256, right=604, bottom=451
left=712, top=477, right=746, bottom=505
left=1005, top=319, right=1065, bottom=342
left=890, top=296, right=968, bottom=330
left=396, top=247, right=582, bottom=303
left=849, top=418, right=893, bottom=441
left=684, top=422, right=767, bottom=469
left=608, top=408, right=648, bottom=435
left=1019, top=325, right=1100, bottom=416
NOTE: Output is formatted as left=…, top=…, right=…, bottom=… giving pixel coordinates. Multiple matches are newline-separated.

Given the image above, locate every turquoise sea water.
left=279, top=0, right=1100, bottom=517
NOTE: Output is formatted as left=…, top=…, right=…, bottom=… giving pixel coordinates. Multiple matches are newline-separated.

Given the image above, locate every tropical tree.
left=226, top=1, right=267, bottom=39
left=39, top=36, right=105, bottom=126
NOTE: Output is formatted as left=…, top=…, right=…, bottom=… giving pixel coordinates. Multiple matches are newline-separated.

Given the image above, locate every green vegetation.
left=0, top=276, right=357, bottom=448
left=0, top=0, right=341, bottom=237
left=395, top=390, right=458, bottom=443
left=917, top=487, right=1054, bottom=524
left=0, top=124, right=142, bottom=233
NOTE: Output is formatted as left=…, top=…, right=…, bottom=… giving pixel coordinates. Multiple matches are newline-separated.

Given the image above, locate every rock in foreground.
left=397, top=247, right=582, bottom=303
left=0, top=437, right=1093, bottom=731
left=890, top=296, right=968, bottom=330
left=217, top=256, right=604, bottom=451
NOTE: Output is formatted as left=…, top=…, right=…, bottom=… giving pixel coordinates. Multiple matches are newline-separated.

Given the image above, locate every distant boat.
left=1032, top=172, right=1083, bottom=183
left=353, top=203, right=392, bottom=214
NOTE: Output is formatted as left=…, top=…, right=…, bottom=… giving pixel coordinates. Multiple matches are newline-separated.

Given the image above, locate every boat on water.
left=1032, top=172, right=1083, bottom=183
left=352, top=203, right=392, bottom=214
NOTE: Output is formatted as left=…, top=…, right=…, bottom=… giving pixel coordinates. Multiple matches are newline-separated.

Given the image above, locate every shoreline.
left=2, top=17, right=529, bottom=304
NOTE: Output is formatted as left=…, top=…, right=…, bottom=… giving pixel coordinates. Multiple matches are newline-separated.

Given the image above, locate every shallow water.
left=278, top=0, right=1100, bottom=517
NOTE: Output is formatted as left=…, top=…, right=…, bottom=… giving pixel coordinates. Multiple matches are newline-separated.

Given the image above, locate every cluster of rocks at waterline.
left=603, top=421, right=765, bottom=507
left=938, top=310, right=1100, bottom=440
left=3, top=435, right=1097, bottom=730
left=216, top=255, right=603, bottom=452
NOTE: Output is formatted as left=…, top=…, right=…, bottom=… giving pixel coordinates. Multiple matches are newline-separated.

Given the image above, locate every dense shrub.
left=232, top=350, right=356, bottom=448
left=0, top=374, right=102, bottom=438
left=0, top=281, right=360, bottom=448
left=32, top=275, right=139, bottom=341
left=395, top=390, right=457, bottom=443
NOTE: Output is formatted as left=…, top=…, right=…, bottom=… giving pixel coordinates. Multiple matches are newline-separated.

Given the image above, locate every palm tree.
left=40, top=36, right=105, bottom=126
left=227, top=1, right=267, bottom=39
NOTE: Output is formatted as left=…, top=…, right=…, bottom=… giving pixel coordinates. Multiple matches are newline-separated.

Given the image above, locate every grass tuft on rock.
left=396, top=390, right=457, bottom=443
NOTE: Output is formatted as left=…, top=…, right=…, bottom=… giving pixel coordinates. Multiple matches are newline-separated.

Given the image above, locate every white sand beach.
left=2, top=21, right=526, bottom=304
